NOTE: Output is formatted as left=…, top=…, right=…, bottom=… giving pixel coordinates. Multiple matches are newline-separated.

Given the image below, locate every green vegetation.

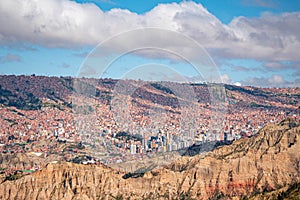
left=110, top=194, right=124, bottom=200
left=42, top=102, right=65, bottom=111
left=115, top=131, right=143, bottom=142
left=19, top=170, right=34, bottom=174
left=208, top=191, right=226, bottom=200
left=277, top=183, right=300, bottom=200
left=0, top=85, right=42, bottom=110
left=150, top=83, right=175, bottom=95
left=4, top=173, right=22, bottom=181
left=250, top=102, right=273, bottom=108
left=225, top=85, right=268, bottom=98
left=0, top=168, right=6, bottom=174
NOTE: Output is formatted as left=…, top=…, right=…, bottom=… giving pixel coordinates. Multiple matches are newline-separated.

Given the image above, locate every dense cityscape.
left=0, top=75, right=299, bottom=176
left=1, top=0, right=300, bottom=198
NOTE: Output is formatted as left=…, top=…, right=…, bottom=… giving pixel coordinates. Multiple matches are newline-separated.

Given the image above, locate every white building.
left=130, top=144, right=136, bottom=154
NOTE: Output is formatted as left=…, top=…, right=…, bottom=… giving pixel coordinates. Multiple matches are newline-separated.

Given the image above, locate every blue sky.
left=0, top=0, right=300, bottom=87
left=75, top=0, right=300, bottom=23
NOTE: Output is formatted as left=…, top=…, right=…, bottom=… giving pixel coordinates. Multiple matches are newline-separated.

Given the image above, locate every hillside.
left=0, top=118, right=299, bottom=199
left=0, top=75, right=299, bottom=111
left=0, top=75, right=299, bottom=195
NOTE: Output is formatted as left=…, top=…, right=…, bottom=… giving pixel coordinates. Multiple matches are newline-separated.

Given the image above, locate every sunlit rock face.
left=0, top=118, right=299, bottom=199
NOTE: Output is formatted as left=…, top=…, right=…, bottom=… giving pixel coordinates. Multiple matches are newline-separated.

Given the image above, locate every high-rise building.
left=130, top=144, right=136, bottom=155
left=142, top=138, right=148, bottom=151
left=167, top=144, right=172, bottom=152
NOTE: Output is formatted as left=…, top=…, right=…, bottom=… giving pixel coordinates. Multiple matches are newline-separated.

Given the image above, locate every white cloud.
left=220, top=74, right=232, bottom=84
left=264, top=61, right=285, bottom=69
left=268, top=74, right=285, bottom=84
left=234, top=82, right=242, bottom=86
left=241, top=74, right=300, bottom=87
left=196, top=73, right=232, bottom=84
left=227, top=12, right=300, bottom=61
left=0, top=0, right=299, bottom=63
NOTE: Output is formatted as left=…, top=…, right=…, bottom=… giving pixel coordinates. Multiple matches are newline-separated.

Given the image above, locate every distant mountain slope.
left=0, top=118, right=299, bottom=199
left=0, top=75, right=299, bottom=111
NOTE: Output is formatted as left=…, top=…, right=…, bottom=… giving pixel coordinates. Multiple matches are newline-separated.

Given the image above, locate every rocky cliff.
left=0, top=118, right=299, bottom=199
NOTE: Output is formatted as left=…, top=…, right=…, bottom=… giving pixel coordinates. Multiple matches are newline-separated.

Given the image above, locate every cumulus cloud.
left=241, top=74, right=300, bottom=87
left=190, top=73, right=232, bottom=84
left=234, top=82, right=242, bottom=86
left=268, top=74, right=285, bottom=84
left=0, top=0, right=299, bottom=63
left=220, top=74, right=232, bottom=84
left=228, top=12, right=300, bottom=62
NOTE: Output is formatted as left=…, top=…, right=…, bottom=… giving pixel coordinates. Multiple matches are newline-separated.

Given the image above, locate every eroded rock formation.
left=0, top=118, right=299, bottom=199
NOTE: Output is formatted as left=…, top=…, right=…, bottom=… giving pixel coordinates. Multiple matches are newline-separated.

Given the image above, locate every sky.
left=0, top=0, right=300, bottom=87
